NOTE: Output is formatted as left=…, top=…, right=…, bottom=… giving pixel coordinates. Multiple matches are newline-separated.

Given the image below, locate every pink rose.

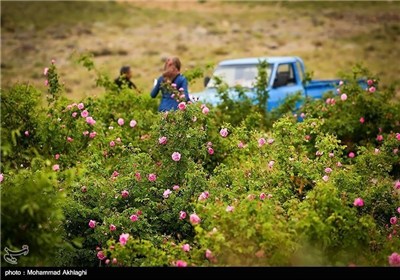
left=55, top=154, right=60, bottom=160
left=135, top=172, right=141, bottom=181
left=121, top=190, right=129, bottom=198
left=112, top=258, right=117, bottom=264
left=173, top=185, right=180, bottom=191
left=324, top=167, right=332, bottom=173
left=44, top=79, right=49, bottom=86
left=340, top=94, right=347, bottom=101
left=369, top=86, right=376, bottom=93
left=390, top=217, right=397, bottom=225
left=97, top=251, right=106, bottom=260
left=396, top=133, right=400, bottom=141
left=179, top=211, right=187, bottom=220
left=359, top=117, right=365, bottom=124
left=52, top=164, right=60, bottom=171
left=238, top=141, right=244, bottom=148
left=353, top=197, right=364, bottom=207
left=202, top=106, right=209, bottom=114
left=260, top=193, right=267, bottom=200
left=219, top=128, right=228, bottom=138
left=112, top=170, right=119, bottom=177
left=208, top=147, right=214, bottom=155
left=336, top=161, right=342, bottom=167
left=24, top=130, right=29, bottom=137
left=198, top=191, right=209, bottom=201
left=268, top=161, right=275, bottom=169
left=267, top=138, right=274, bottom=144
left=83, top=131, right=89, bottom=136
left=89, top=220, right=96, bottom=228
left=329, top=152, right=334, bottom=158
left=67, top=137, right=73, bottom=143
left=117, top=118, right=124, bottom=126
left=77, top=103, right=84, bottom=110
left=130, top=214, right=138, bottom=222
left=175, top=260, right=187, bottom=267
left=348, top=152, right=355, bottom=158
left=396, top=181, right=400, bottom=189
left=72, top=112, right=78, bottom=118
left=119, top=233, right=129, bottom=246
left=226, top=205, right=234, bottom=212
left=0, top=173, right=3, bottom=183
left=258, top=138, right=266, bottom=147
left=109, top=224, right=116, bottom=231
left=367, top=79, right=373, bottom=86
left=148, top=173, right=157, bottom=182
left=89, top=131, right=97, bottom=139
left=158, top=136, right=167, bottom=145
left=86, top=116, right=96, bottom=125
left=205, top=249, right=213, bottom=260
left=339, top=80, right=344, bottom=86
left=172, top=152, right=181, bottom=161
left=130, top=120, right=137, bottom=128
left=43, top=67, right=49, bottom=76
left=163, top=189, right=172, bottom=198
left=178, top=102, right=186, bottom=110
left=322, top=175, right=329, bottom=182
left=190, top=213, right=201, bottom=225
left=110, top=141, right=115, bottom=147
left=81, top=186, right=87, bottom=193
left=182, top=244, right=190, bottom=252
left=376, top=135, right=383, bottom=141
left=388, top=252, right=400, bottom=267
left=81, top=110, right=89, bottom=118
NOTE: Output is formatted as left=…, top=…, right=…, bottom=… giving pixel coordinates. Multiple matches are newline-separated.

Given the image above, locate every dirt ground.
left=1, top=1, right=399, bottom=101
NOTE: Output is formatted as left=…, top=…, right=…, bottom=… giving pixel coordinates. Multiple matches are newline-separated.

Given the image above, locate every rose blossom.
left=208, top=147, right=214, bottom=155
left=97, top=251, right=106, bottom=260
left=348, top=152, right=355, bottom=158
left=77, top=103, right=84, bottom=110
left=55, top=154, right=60, bottom=160
left=163, top=189, right=172, bottom=198
left=178, top=102, right=186, bottom=110
left=198, top=191, right=209, bottom=201
left=359, top=117, right=365, bottom=124
left=121, top=190, right=129, bottom=198
left=110, top=141, right=115, bottom=147
left=81, top=110, right=89, bottom=118
left=353, top=198, right=364, bottom=207
left=340, top=94, right=347, bottom=101
left=52, top=164, right=60, bottom=171
left=173, top=185, right=180, bottom=191
left=117, top=118, right=124, bottom=126
left=258, top=138, right=266, bottom=147
left=190, top=213, right=201, bottom=225
left=119, top=233, right=129, bottom=246
left=179, top=211, right=187, bottom=220
left=260, top=193, right=266, bottom=200
left=369, top=86, right=376, bottom=93
left=390, top=217, right=397, bottom=225
left=158, top=136, right=167, bottom=145
left=205, top=249, right=213, bottom=259
left=202, top=106, right=209, bottom=114
left=322, top=175, right=329, bottom=182
left=182, top=244, right=190, bottom=252
left=388, top=252, right=400, bottom=267
left=172, top=152, right=181, bottom=161
left=89, top=220, right=96, bottom=228
left=175, top=260, right=187, bottom=267
left=148, top=173, right=157, bottom=182
left=376, top=135, right=383, bottom=141
left=130, top=120, right=137, bottom=128
left=219, top=128, right=228, bottom=138
left=130, top=214, right=138, bottom=222
left=324, top=167, right=332, bottom=174
left=238, top=141, right=244, bottom=148
left=109, top=224, right=116, bottom=231
left=226, top=205, right=234, bottom=212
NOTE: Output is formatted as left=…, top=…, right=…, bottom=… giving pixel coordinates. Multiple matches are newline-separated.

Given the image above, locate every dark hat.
left=120, top=66, right=131, bottom=75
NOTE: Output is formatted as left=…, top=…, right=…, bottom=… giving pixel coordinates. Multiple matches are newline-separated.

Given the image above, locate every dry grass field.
left=1, top=0, right=399, bottom=101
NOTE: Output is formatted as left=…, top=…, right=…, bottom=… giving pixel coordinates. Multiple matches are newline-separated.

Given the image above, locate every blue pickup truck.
left=192, top=56, right=365, bottom=110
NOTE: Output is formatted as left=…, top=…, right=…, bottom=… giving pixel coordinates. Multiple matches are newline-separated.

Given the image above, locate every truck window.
left=208, top=64, right=272, bottom=88
left=295, top=61, right=304, bottom=85
left=273, top=63, right=296, bottom=88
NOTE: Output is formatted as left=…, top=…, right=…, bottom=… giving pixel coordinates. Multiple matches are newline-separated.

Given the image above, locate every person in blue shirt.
left=150, top=57, right=190, bottom=112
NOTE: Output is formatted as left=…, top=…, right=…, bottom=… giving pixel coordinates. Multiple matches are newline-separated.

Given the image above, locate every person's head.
left=164, top=57, right=181, bottom=72
left=120, top=66, right=132, bottom=79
